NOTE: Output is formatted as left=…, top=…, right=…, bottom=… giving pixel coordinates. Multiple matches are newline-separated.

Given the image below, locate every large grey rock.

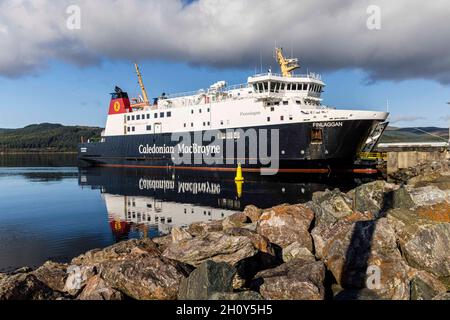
left=222, top=212, right=251, bottom=229
left=77, top=275, right=124, bottom=300
left=32, top=261, right=68, bottom=293
left=393, top=185, right=448, bottom=210
left=152, top=234, right=173, bottom=252
left=163, top=232, right=257, bottom=267
left=171, top=227, right=193, bottom=243
left=186, top=220, right=223, bottom=237
left=312, top=218, right=411, bottom=300
left=256, top=204, right=314, bottom=250
left=389, top=160, right=449, bottom=184
left=223, top=227, right=276, bottom=256
left=409, top=171, right=450, bottom=190
left=387, top=209, right=450, bottom=280
left=311, top=189, right=354, bottom=227
left=410, top=270, right=447, bottom=300
left=334, top=288, right=385, bottom=300
left=0, top=273, right=60, bottom=300
left=253, top=259, right=326, bottom=300
left=70, top=239, right=191, bottom=300
left=71, top=238, right=161, bottom=265
left=282, top=242, right=315, bottom=263
left=243, top=205, right=263, bottom=223
left=98, top=253, right=190, bottom=300
left=209, top=291, right=264, bottom=300
left=63, top=265, right=97, bottom=296
left=433, top=293, right=450, bottom=300
left=348, top=180, right=397, bottom=214
left=178, top=261, right=236, bottom=300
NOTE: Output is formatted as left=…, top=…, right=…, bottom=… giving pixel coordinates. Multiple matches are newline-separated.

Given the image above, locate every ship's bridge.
left=248, top=72, right=325, bottom=103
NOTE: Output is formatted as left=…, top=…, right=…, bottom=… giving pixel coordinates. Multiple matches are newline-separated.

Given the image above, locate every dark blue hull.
left=78, top=120, right=378, bottom=171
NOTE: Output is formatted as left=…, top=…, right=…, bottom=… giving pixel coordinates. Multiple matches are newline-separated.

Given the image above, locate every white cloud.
left=1, top=0, right=450, bottom=83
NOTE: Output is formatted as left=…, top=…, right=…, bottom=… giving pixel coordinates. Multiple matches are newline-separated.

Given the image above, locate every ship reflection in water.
left=79, top=168, right=373, bottom=241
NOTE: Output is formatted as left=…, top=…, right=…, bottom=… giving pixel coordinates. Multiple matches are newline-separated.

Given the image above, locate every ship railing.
left=224, top=83, right=250, bottom=91
left=165, top=83, right=250, bottom=100
left=252, top=72, right=322, bottom=80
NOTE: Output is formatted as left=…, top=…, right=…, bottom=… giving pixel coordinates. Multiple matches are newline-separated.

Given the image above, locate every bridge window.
left=303, top=83, right=308, bottom=90
left=287, top=83, right=292, bottom=90
left=263, top=82, right=268, bottom=92
left=283, top=101, right=289, bottom=105
left=270, top=82, right=276, bottom=92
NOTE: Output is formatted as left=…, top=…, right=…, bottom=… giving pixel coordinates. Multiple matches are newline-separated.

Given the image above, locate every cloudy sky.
left=0, top=0, right=449, bottom=128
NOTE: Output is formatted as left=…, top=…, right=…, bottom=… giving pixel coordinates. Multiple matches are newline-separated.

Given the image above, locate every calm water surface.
left=0, top=154, right=372, bottom=272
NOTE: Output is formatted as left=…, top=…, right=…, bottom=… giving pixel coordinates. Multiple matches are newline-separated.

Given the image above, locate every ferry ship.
left=78, top=48, right=389, bottom=173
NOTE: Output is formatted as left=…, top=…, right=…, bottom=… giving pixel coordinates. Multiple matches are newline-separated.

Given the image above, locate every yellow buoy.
left=235, top=163, right=244, bottom=182
left=235, top=180, right=243, bottom=198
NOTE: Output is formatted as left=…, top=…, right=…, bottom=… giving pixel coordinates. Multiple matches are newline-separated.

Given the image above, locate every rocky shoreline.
left=1, top=160, right=449, bottom=300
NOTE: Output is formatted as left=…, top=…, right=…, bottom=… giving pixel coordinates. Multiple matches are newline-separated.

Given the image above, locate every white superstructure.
left=103, top=49, right=388, bottom=137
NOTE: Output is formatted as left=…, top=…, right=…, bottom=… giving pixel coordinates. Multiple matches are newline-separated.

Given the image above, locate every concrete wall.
left=387, top=150, right=449, bottom=174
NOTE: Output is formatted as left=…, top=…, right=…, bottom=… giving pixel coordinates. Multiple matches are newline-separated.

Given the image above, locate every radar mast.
left=275, top=47, right=300, bottom=77
left=134, top=63, right=150, bottom=106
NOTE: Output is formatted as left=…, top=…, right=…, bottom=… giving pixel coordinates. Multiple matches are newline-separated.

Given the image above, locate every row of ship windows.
left=184, top=121, right=211, bottom=128
left=267, top=100, right=320, bottom=108
left=127, top=111, right=172, bottom=121
left=126, top=121, right=212, bottom=132
left=126, top=108, right=211, bottom=122
left=127, top=211, right=173, bottom=224
left=267, top=116, right=294, bottom=122
left=253, top=82, right=323, bottom=93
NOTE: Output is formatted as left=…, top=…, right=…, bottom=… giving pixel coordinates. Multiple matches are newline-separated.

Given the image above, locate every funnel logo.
left=113, top=101, right=121, bottom=113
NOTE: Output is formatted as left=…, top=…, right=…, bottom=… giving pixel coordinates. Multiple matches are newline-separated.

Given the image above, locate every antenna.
left=290, top=39, right=293, bottom=58
left=386, top=98, right=390, bottom=113
left=260, top=51, right=263, bottom=74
